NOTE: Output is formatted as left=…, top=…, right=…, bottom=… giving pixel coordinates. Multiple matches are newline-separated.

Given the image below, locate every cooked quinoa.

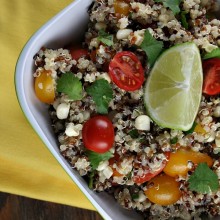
left=34, top=0, right=220, bottom=219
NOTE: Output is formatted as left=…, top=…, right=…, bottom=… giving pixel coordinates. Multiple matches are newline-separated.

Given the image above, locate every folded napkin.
left=0, top=0, right=94, bottom=210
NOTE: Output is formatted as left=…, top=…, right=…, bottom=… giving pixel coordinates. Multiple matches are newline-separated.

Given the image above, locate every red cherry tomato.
left=133, top=153, right=170, bottom=184
left=202, top=58, right=220, bottom=95
left=82, top=116, right=115, bottom=153
left=109, top=51, right=144, bottom=91
left=70, top=48, right=88, bottom=61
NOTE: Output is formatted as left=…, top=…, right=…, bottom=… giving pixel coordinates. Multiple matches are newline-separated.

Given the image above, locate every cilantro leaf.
left=86, top=150, right=113, bottom=170
left=170, top=137, right=178, bottom=144
left=155, top=0, right=181, bottom=15
left=203, top=48, right=220, bottom=60
left=180, top=11, right=189, bottom=30
left=86, top=79, right=113, bottom=114
left=128, top=129, right=139, bottom=139
left=188, top=163, right=219, bottom=194
left=57, top=72, right=83, bottom=100
left=140, top=30, right=164, bottom=67
left=98, top=29, right=114, bottom=46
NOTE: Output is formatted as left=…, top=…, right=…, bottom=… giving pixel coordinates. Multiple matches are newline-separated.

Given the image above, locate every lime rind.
left=144, top=42, right=203, bottom=131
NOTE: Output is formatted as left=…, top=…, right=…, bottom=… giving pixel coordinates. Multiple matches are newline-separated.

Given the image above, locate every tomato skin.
left=70, top=48, right=88, bottom=61
left=163, top=148, right=213, bottom=177
left=133, top=153, right=170, bottom=184
left=82, top=116, right=115, bottom=153
left=109, top=51, right=144, bottom=91
left=145, top=174, right=182, bottom=206
left=34, top=70, right=55, bottom=104
left=202, top=58, right=220, bottom=95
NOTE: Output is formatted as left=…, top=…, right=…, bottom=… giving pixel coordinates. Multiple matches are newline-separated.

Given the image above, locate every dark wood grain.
left=0, top=192, right=103, bottom=220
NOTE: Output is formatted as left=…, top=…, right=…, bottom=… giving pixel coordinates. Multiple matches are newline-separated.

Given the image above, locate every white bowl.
left=15, top=0, right=142, bottom=219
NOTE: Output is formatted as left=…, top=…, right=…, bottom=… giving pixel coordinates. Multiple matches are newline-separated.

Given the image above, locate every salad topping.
left=33, top=0, right=220, bottom=219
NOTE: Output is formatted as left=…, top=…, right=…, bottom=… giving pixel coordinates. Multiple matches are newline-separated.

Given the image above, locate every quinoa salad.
left=33, top=0, right=220, bottom=219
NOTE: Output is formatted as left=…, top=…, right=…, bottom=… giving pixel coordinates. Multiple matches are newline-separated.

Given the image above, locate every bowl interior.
left=15, top=0, right=143, bottom=220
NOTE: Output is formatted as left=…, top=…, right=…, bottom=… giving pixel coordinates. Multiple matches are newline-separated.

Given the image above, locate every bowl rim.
left=14, top=1, right=112, bottom=220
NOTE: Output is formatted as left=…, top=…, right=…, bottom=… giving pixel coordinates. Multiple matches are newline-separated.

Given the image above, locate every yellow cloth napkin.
left=0, top=0, right=95, bottom=210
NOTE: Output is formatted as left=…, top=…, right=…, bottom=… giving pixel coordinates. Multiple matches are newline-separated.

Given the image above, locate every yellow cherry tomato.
left=114, top=0, right=130, bottom=16
left=34, top=70, right=55, bottom=104
left=163, top=148, right=213, bottom=177
left=145, top=174, right=182, bottom=206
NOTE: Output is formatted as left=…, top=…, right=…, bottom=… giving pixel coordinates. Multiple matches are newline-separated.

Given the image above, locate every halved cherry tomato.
left=133, top=153, right=170, bottom=184
left=109, top=51, right=144, bottom=91
left=34, top=70, right=55, bottom=104
left=70, top=48, right=88, bottom=61
left=145, top=174, right=182, bottom=206
left=114, top=0, right=130, bottom=16
left=82, top=116, right=115, bottom=153
left=163, top=147, right=213, bottom=177
left=202, top=58, right=220, bottom=95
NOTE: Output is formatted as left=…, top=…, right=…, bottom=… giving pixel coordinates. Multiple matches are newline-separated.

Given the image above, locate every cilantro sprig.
left=86, top=150, right=113, bottom=170
left=57, top=72, right=83, bottom=101
left=154, top=0, right=181, bottom=15
left=86, top=79, right=113, bottom=114
left=188, top=163, right=219, bottom=194
left=203, top=48, right=220, bottom=60
left=98, top=29, right=114, bottom=47
left=140, top=30, right=164, bottom=67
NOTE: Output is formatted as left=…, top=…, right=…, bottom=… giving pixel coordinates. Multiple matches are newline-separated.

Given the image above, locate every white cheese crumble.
left=56, top=103, right=70, bottom=119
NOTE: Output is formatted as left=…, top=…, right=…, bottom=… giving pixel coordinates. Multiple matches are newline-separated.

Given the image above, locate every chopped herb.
left=98, top=29, right=114, bottom=46
left=57, top=72, right=83, bottom=100
left=128, top=129, right=139, bottom=139
left=88, top=170, right=95, bottom=189
left=86, top=150, right=113, bottom=170
left=203, top=48, right=220, bottom=60
left=188, top=163, right=219, bottom=194
left=170, top=137, right=178, bottom=144
left=185, top=122, right=197, bottom=134
left=140, top=30, right=164, bottom=67
left=86, top=79, right=113, bottom=114
left=154, top=0, right=181, bottom=15
left=131, top=193, right=139, bottom=200
left=180, top=11, right=189, bottom=30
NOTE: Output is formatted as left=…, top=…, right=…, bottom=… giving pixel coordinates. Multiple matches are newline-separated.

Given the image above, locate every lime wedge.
left=144, top=43, right=203, bottom=131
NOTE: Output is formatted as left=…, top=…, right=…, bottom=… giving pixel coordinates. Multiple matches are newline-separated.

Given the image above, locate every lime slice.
left=144, top=43, right=203, bottom=131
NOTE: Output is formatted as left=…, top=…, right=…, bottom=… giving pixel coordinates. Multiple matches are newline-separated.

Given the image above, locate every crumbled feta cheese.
left=65, top=123, right=82, bottom=137
left=117, top=17, right=129, bottom=29
left=135, top=115, right=151, bottom=131
left=103, top=166, right=113, bottom=179
left=96, top=160, right=109, bottom=171
left=116, top=29, right=133, bottom=40
left=56, top=103, right=70, bottom=119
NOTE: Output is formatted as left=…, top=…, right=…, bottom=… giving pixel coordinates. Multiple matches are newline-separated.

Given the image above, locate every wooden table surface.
left=0, top=192, right=102, bottom=220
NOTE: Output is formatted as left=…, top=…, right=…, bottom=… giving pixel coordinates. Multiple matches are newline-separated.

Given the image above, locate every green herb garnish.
left=57, top=72, right=83, bottom=101
left=98, top=29, right=114, bottom=46
left=128, top=129, right=139, bottom=139
left=131, top=193, right=139, bottom=200
left=86, top=150, right=113, bottom=170
left=180, top=11, right=189, bottom=29
left=88, top=170, right=95, bottom=189
left=203, top=48, right=220, bottom=60
left=86, top=79, right=113, bottom=114
left=140, top=30, right=164, bottom=67
left=154, top=0, right=181, bottom=15
left=188, top=163, right=219, bottom=194
left=170, top=137, right=178, bottom=144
